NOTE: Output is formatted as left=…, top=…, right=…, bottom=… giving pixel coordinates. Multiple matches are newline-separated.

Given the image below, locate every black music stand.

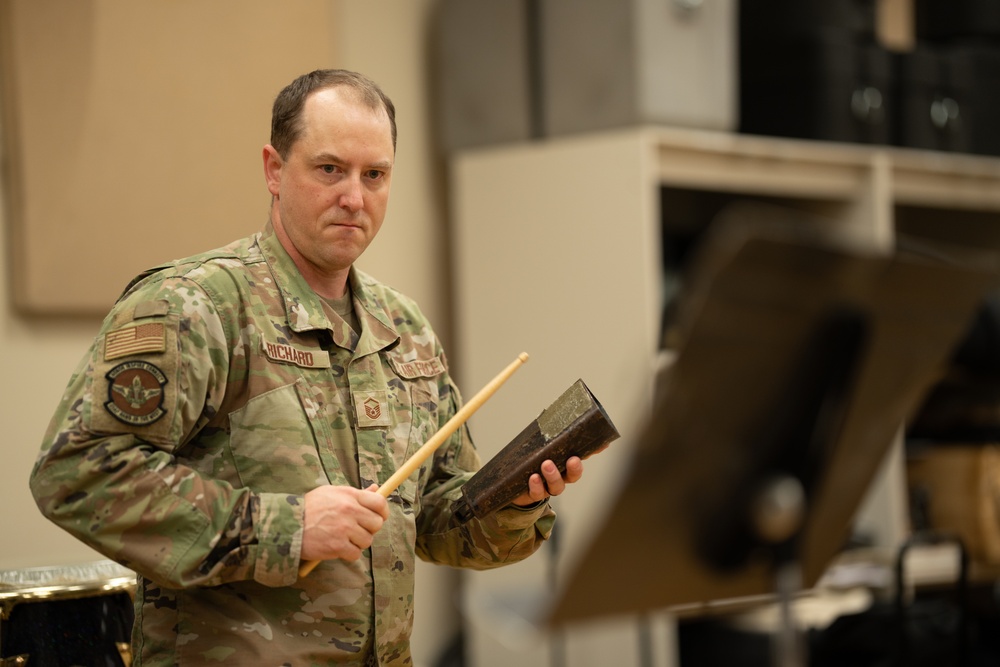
left=541, top=219, right=998, bottom=666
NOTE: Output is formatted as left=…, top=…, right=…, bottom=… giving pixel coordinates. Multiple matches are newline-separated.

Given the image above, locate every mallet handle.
left=298, top=352, right=529, bottom=578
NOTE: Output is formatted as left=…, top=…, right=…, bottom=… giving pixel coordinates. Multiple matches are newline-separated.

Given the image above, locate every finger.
left=339, top=542, right=364, bottom=562
left=351, top=526, right=375, bottom=551
left=540, top=460, right=566, bottom=497
left=356, top=511, right=385, bottom=535
left=527, top=473, right=548, bottom=500
left=564, top=456, right=584, bottom=483
left=328, top=527, right=366, bottom=562
left=357, top=488, right=390, bottom=520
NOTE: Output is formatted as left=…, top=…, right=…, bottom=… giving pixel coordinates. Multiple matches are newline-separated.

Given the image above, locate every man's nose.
left=339, top=176, right=364, bottom=212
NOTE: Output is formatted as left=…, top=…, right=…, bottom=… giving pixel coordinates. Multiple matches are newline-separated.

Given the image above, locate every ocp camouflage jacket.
left=30, top=223, right=554, bottom=666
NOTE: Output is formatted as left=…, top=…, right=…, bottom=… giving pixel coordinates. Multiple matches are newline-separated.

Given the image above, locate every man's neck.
left=295, top=261, right=351, bottom=300
left=270, top=215, right=351, bottom=299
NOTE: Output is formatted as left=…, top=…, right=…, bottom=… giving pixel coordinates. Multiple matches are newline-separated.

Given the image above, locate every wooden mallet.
left=298, top=352, right=530, bottom=578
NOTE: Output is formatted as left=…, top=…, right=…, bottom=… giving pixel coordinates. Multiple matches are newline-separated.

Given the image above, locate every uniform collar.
left=258, top=222, right=400, bottom=353
left=348, top=268, right=402, bottom=356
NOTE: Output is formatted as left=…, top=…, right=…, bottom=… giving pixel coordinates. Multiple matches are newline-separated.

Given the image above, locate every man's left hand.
left=511, top=456, right=584, bottom=507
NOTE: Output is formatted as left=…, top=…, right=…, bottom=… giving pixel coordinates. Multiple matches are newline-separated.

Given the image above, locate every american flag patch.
left=105, top=323, right=166, bottom=360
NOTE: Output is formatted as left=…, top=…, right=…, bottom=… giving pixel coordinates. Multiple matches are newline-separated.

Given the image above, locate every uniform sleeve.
left=413, top=374, right=555, bottom=569
left=29, top=273, right=303, bottom=589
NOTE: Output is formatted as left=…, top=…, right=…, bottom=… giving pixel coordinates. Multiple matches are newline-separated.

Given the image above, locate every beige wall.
left=0, top=1, right=457, bottom=664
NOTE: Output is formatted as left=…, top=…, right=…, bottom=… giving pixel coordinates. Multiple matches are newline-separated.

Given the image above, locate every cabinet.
left=450, top=127, right=1000, bottom=667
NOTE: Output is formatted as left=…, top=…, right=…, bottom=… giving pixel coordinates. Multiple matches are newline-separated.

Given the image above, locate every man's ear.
left=262, top=144, right=283, bottom=196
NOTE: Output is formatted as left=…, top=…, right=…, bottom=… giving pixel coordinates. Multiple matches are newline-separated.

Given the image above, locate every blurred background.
left=4, top=1, right=1000, bottom=666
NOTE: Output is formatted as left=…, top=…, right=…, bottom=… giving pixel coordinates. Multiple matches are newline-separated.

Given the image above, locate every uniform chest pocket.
left=405, top=385, right=440, bottom=456
left=384, top=356, right=447, bottom=506
left=228, top=380, right=331, bottom=493
left=376, top=383, right=438, bottom=512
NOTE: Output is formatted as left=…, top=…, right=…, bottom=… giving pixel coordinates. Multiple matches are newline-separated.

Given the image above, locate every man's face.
left=263, top=86, right=394, bottom=289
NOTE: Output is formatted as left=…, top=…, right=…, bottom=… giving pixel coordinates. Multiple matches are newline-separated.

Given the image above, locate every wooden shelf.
left=652, top=127, right=876, bottom=200
left=451, top=125, right=1000, bottom=667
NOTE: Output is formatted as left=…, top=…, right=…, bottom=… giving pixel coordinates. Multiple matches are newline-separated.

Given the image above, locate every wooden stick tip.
left=518, top=352, right=530, bottom=363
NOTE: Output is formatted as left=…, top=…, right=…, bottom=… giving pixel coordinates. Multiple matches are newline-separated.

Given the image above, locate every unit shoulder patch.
left=104, top=361, right=168, bottom=426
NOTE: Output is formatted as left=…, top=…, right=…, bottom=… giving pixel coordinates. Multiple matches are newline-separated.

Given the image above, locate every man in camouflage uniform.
left=30, top=69, right=585, bottom=666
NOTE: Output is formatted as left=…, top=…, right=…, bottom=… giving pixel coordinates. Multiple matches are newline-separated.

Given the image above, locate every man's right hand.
left=301, top=484, right=389, bottom=562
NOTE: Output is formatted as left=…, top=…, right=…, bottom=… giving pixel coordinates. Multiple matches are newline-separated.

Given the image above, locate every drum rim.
left=0, top=560, right=136, bottom=620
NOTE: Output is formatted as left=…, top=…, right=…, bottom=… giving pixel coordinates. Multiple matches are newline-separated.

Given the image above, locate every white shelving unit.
left=450, top=126, right=1000, bottom=667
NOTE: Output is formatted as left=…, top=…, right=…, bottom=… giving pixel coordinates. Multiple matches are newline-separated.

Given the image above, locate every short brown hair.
left=270, top=69, right=397, bottom=158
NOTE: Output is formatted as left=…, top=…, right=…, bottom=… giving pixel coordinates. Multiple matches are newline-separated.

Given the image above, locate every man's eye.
left=366, top=170, right=383, bottom=180
left=321, top=165, right=336, bottom=174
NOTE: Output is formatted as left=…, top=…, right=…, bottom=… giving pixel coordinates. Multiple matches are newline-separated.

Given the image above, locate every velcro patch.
left=262, top=340, right=331, bottom=369
left=105, top=323, right=166, bottom=360
left=353, top=390, right=391, bottom=428
left=133, top=300, right=170, bottom=319
left=104, top=361, right=168, bottom=426
left=389, top=356, right=446, bottom=379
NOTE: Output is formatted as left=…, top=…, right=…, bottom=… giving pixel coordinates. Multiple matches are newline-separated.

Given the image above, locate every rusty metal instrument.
left=452, top=379, right=619, bottom=523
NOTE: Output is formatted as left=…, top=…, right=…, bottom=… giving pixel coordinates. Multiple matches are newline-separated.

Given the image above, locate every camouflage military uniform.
left=30, top=223, right=555, bottom=666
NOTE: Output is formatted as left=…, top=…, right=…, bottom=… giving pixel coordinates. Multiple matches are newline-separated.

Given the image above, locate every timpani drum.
left=0, top=560, right=136, bottom=667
